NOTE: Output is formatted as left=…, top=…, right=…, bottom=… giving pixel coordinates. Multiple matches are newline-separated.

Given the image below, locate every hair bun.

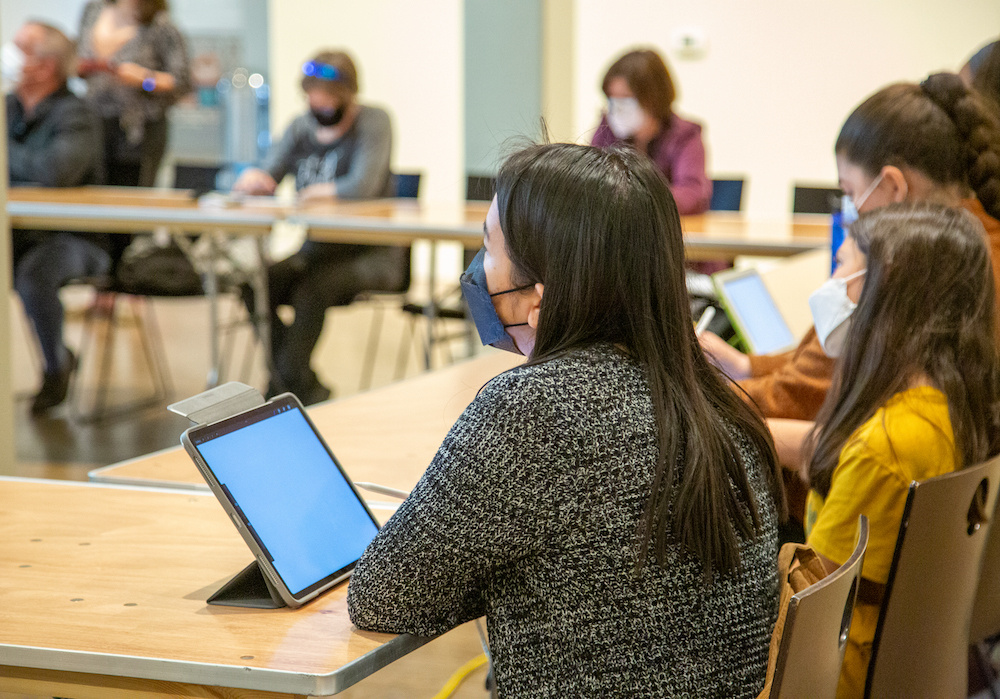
left=920, top=72, right=967, bottom=114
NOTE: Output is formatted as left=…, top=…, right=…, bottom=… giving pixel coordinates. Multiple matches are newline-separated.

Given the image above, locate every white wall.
left=571, top=0, right=1000, bottom=218
left=267, top=0, right=465, bottom=203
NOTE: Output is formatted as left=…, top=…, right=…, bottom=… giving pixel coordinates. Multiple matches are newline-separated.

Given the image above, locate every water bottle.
left=830, top=201, right=845, bottom=274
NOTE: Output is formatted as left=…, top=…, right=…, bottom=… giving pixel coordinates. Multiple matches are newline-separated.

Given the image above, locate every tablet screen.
left=188, top=398, right=379, bottom=598
left=719, top=273, right=795, bottom=354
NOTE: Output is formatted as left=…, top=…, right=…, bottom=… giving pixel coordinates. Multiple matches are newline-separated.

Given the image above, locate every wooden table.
left=8, top=186, right=286, bottom=388
left=6, top=188, right=828, bottom=385
left=90, top=351, right=523, bottom=491
left=0, top=478, right=420, bottom=698
left=295, top=199, right=831, bottom=259
left=7, top=188, right=830, bottom=258
left=7, top=185, right=287, bottom=235
left=3, top=352, right=523, bottom=698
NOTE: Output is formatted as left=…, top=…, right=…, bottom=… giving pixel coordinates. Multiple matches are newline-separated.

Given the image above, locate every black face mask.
left=311, top=106, right=345, bottom=127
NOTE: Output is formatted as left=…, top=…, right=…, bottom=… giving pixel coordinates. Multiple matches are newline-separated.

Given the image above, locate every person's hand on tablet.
left=699, top=331, right=751, bottom=380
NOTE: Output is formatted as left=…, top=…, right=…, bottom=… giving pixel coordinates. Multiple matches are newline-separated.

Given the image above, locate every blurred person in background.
left=591, top=48, right=712, bottom=215
left=7, top=21, right=106, bottom=414
left=77, top=0, right=191, bottom=187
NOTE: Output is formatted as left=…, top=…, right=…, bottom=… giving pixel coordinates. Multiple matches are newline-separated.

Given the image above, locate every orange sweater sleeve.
left=740, top=328, right=835, bottom=421
left=962, top=198, right=1000, bottom=307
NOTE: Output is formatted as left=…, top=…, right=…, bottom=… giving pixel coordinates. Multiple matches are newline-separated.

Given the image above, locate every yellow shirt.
left=805, top=385, right=957, bottom=698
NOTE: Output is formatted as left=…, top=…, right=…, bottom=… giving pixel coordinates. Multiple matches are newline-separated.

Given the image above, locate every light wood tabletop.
left=7, top=186, right=286, bottom=235
left=90, top=350, right=524, bottom=491
left=5, top=351, right=524, bottom=698
left=0, top=477, right=419, bottom=698
left=296, top=199, right=831, bottom=258
left=7, top=187, right=830, bottom=258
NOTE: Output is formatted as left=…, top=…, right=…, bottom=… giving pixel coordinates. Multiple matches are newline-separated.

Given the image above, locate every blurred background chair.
left=865, top=454, right=1000, bottom=698
left=356, top=172, right=422, bottom=389
left=466, top=173, right=495, bottom=202
left=792, top=184, right=842, bottom=215
left=709, top=177, right=745, bottom=212
left=388, top=174, right=489, bottom=380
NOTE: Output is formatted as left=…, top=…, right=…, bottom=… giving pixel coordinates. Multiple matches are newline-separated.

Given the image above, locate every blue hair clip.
left=302, top=61, right=339, bottom=81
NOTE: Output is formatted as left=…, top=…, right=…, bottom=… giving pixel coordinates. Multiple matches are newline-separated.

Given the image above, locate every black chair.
left=72, top=162, right=241, bottom=420
left=72, top=240, right=201, bottom=422
left=392, top=176, right=491, bottom=378
left=792, top=185, right=842, bottom=215
left=174, top=163, right=222, bottom=196
left=466, top=174, right=496, bottom=202
left=356, top=173, right=422, bottom=389
left=709, top=177, right=745, bottom=212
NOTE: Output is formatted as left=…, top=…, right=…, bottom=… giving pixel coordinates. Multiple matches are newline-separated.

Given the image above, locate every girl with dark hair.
left=591, top=48, right=712, bottom=214
left=347, top=143, right=785, bottom=697
left=700, top=73, right=1000, bottom=531
left=77, top=0, right=191, bottom=187
left=774, top=203, right=1000, bottom=697
left=701, top=72, right=1000, bottom=426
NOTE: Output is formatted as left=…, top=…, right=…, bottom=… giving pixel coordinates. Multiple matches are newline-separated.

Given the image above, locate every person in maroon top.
left=590, top=48, right=712, bottom=215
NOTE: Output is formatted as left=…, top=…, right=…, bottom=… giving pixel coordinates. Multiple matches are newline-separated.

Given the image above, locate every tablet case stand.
left=169, top=382, right=287, bottom=609
left=207, top=560, right=285, bottom=609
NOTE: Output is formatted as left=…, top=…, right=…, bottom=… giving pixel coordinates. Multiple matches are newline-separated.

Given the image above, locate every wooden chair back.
left=866, top=454, right=1000, bottom=698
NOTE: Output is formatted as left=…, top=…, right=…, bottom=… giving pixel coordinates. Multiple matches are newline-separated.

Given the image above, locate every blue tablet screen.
left=721, top=274, right=795, bottom=354
left=192, top=404, right=379, bottom=596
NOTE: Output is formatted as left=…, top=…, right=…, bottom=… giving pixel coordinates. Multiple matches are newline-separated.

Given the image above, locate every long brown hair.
left=494, top=143, right=784, bottom=579
left=601, top=49, right=676, bottom=123
left=807, top=203, right=1000, bottom=497
left=835, top=73, right=1000, bottom=221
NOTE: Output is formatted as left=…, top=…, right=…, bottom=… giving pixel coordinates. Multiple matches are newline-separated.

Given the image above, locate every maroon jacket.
left=592, top=112, right=712, bottom=215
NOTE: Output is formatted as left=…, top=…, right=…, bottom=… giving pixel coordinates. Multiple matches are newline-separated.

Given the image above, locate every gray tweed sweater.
left=347, top=344, right=780, bottom=697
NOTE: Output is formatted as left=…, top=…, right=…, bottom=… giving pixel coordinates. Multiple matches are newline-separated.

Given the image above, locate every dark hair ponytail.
left=920, top=73, right=1000, bottom=221
left=836, top=74, right=1000, bottom=221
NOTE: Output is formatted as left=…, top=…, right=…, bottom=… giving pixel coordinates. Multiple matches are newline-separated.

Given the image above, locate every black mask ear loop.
left=489, top=283, right=534, bottom=328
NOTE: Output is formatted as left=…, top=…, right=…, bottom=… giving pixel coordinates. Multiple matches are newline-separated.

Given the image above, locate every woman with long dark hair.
left=347, top=143, right=785, bottom=697
left=777, top=203, right=1000, bottom=697
left=699, top=74, right=1000, bottom=532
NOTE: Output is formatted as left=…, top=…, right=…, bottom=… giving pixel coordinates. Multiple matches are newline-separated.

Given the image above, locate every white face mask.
left=841, top=172, right=884, bottom=226
left=1, top=43, right=25, bottom=93
left=606, top=97, right=644, bottom=139
left=809, top=268, right=867, bottom=357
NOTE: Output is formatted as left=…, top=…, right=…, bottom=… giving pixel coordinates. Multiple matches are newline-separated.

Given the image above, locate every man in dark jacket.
left=8, top=21, right=106, bottom=414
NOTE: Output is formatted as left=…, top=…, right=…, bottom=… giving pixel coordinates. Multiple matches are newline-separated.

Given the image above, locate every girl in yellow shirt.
left=796, top=203, right=1000, bottom=697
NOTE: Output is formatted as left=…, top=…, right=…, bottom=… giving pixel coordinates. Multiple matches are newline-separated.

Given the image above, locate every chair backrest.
left=971, top=496, right=1000, bottom=644
left=866, top=454, right=1000, bottom=698
left=466, top=174, right=496, bottom=202
left=710, top=177, right=745, bottom=211
left=792, top=185, right=842, bottom=214
left=173, top=163, right=222, bottom=195
left=766, top=517, right=869, bottom=699
left=394, top=172, right=422, bottom=199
